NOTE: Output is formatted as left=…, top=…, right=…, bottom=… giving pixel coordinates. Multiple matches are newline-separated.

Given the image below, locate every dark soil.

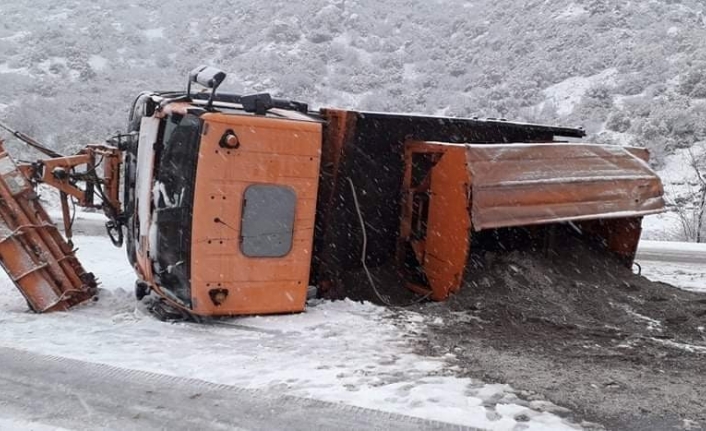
left=354, top=234, right=706, bottom=430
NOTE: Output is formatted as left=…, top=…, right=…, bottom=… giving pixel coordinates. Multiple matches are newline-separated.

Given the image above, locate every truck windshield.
left=152, top=114, right=202, bottom=305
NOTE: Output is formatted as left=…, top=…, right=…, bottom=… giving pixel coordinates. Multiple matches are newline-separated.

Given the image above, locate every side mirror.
left=186, top=65, right=227, bottom=110
left=190, top=65, right=226, bottom=89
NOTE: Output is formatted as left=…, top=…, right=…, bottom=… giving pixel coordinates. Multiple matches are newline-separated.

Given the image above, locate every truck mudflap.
left=399, top=141, right=665, bottom=301
left=0, top=141, right=97, bottom=312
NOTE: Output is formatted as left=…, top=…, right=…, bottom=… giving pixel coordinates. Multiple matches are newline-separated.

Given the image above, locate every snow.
left=643, top=211, right=681, bottom=240
left=659, top=144, right=705, bottom=184
left=542, top=68, right=617, bottom=116
left=0, top=62, right=30, bottom=76
left=554, top=4, right=588, bottom=21
left=636, top=241, right=706, bottom=292
left=143, top=28, right=165, bottom=39
left=638, top=261, right=705, bottom=292
left=0, top=418, right=71, bottom=431
left=596, top=130, right=636, bottom=147
left=0, top=234, right=580, bottom=430
left=0, top=31, right=30, bottom=41
left=88, top=55, right=108, bottom=72
left=639, top=239, right=706, bottom=254
left=36, top=57, right=68, bottom=75
left=0, top=210, right=701, bottom=430
left=136, top=117, right=159, bottom=246
left=638, top=142, right=706, bottom=241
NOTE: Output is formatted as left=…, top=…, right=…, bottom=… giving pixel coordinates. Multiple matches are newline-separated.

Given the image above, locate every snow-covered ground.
left=0, top=418, right=70, bottom=431
left=636, top=240, right=706, bottom=292
left=0, top=229, right=703, bottom=430
left=638, top=261, right=706, bottom=292
left=0, top=235, right=578, bottom=431
left=540, top=68, right=617, bottom=116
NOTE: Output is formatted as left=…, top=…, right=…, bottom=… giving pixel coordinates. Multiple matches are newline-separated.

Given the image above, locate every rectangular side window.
left=241, top=185, right=296, bottom=257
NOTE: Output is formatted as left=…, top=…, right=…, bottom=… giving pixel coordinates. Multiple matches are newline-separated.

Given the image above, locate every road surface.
left=0, top=347, right=480, bottom=431
left=636, top=240, right=706, bottom=264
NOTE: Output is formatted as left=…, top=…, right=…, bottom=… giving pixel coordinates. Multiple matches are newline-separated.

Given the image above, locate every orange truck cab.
left=125, top=88, right=322, bottom=317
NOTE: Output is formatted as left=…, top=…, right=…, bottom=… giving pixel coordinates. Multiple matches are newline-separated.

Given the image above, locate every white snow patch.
left=613, top=91, right=647, bottom=109
left=332, top=33, right=373, bottom=64
left=658, top=143, right=705, bottom=184
left=654, top=143, right=706, bottom=240
left=639, top=240, right=706, bottom=255
left=403, top=63, right=419, bottom=81
left=638, top=259, right=706, bottom=293
left=554, top=4, right=587, bottom=21
left=0, top=31, right=30, bottom=41
left=0, top=418, right=71, bottom=431
left=650, top=338, right=706, bottom=354
left=143, top=27, right=165, bottom=39
left=40, top=11, right=69, bottom=22
left=620, top=305, right=663, bottom=332
left=0, top=235, right=580, bottom=430
left=36, top=57, right=68, bottom=75
left=0, top=63, right=30, bottom=76
left=667, top=26, right=680, bottom=36
left=641, top=212, right=684, bottom=240
left=636, top=240, right=706, bottom=292
left=88, top=55, right=108, bottom=72
left=542, top=68, right=618, bottom=116
left=597, top=130, right=636, bottom=147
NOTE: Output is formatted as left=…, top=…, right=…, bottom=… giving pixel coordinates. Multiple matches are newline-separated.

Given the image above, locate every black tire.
left=135, top=281, right=149, bottom=301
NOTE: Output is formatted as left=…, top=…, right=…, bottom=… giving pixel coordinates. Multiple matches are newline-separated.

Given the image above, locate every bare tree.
left=673, top=149, right=706, bottom=243
left=692, top=150, right=706, bottom=243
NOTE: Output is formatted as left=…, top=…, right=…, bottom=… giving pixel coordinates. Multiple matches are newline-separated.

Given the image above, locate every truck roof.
left=153, top=91, right=586, bottom=138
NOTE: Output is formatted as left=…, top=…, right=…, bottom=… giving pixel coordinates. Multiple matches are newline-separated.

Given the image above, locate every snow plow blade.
left=0, top=141, right=97, bottom=312
left=400, top=141, right=665, bottom=300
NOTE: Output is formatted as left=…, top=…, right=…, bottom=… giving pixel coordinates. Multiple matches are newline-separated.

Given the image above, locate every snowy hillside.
left=0, top=0, right=705, bottom=150
left=1, top=0, right=705, bottom=237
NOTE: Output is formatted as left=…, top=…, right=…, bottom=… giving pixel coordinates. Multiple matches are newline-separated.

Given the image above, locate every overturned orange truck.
left=0, top=66, right=665, bottom=319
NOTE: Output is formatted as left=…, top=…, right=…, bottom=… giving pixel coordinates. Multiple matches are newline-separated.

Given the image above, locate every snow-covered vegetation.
left=1, top=0, right=705, bottom=238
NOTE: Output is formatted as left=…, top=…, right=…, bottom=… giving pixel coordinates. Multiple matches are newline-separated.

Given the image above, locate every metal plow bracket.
left=0, top=142, right=97, bottom=312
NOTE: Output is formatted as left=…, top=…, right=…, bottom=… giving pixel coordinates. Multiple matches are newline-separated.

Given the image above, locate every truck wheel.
left=135, top=281, right=150, bottom=301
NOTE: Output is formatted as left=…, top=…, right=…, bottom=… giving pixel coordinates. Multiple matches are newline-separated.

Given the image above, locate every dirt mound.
left=445, top=235, right=706, bottom=353
left=402, top=233, right=706, bottom=430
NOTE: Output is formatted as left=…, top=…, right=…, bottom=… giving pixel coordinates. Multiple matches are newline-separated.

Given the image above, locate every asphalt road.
left=0, top=347, right=479, bottom=431
left=636, top=240, right=706, bottom=264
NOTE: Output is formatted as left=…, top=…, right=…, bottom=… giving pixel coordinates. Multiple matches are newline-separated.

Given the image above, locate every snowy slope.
left=0, top=418, right=70, bottom=431
left=1, top=0, right=705, bottom=161
left=1, top=0, right=705, bottom=242
left=641, top=141, right=706, bottom=241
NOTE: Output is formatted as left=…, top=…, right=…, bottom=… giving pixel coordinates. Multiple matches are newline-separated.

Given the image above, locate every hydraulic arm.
left=0, top=122, right=125, bottom=312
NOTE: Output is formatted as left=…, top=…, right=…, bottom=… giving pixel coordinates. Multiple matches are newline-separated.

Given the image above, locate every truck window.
left=241, top=185, right=296, bottom=258
left=152, top=113, right=202, bottom=305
